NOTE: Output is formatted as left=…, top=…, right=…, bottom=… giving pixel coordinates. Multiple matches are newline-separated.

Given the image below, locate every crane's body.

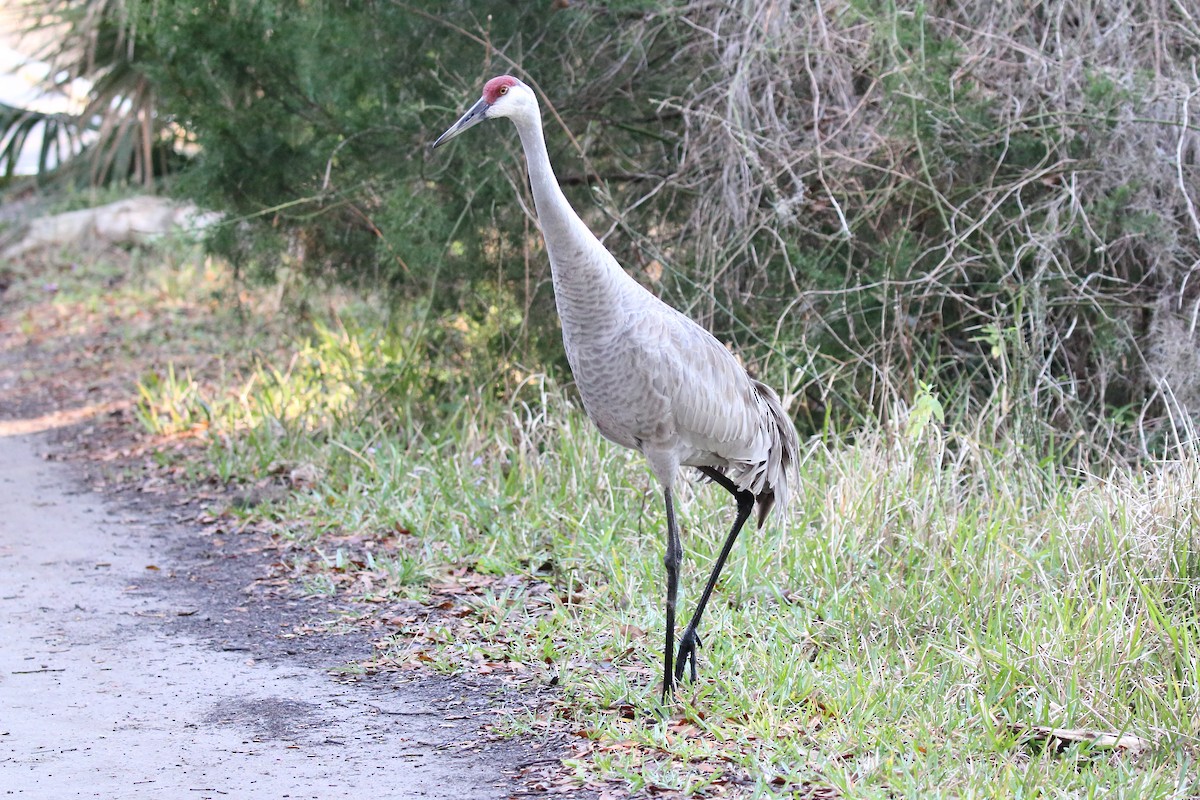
left=435, top=75, right=800, bottom=698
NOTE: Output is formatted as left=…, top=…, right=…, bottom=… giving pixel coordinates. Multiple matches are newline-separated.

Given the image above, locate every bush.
left=662, top=0, right=1200, bottom=456
left=141, top=1, right=678, bottom=301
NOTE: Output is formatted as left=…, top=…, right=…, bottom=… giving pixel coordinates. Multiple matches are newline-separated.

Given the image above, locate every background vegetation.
left=8, top=0, right=1199, bottom=456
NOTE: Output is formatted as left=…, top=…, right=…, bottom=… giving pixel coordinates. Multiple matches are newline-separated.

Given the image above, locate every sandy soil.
left=0, top=428, right=568, bottom=797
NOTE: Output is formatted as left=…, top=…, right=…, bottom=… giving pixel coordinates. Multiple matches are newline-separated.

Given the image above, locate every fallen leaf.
left=617, top=623, right=645, bottom=639
left=1011, top=724, right=1150, bottom=755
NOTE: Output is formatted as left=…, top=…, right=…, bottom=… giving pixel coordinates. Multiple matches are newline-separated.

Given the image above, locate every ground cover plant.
left=124, top=266, right=1200, bottom=797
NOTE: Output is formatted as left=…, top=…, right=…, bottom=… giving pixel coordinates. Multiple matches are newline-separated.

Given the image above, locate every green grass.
left=18, top=230, right=1195, bottom=796
left=129, top=289, right=1200, bottom=797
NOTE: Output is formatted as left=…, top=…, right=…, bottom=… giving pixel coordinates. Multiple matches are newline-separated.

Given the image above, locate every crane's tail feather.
left=751, top=379, right=799, bottom=527
left=698, top=380, right=800, bottom=528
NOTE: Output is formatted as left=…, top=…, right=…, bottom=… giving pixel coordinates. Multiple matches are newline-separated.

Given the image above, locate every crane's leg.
left=674, top=467, right=755, bottom=684
left=662, top=486, right=682, bottom=699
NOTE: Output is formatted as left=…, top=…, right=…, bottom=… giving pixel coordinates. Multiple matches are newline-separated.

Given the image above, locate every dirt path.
left=0, top=430, right=556, bottom=798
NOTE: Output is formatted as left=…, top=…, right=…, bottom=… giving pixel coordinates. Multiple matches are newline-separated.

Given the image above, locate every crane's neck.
left=510, top=108, right=634, bottom=312
left=511, top=110, right=582, bottom=247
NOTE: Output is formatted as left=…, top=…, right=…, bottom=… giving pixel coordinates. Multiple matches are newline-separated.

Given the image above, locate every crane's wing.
left=630, top=301, right=767, bottom=459
left=617, top=289, right=798, bottom=514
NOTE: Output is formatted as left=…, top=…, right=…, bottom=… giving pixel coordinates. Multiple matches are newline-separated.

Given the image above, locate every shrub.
left=661, top=0, right=1200, bottom=456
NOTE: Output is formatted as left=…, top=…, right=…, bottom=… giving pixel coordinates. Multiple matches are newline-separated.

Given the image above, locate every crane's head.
left=432, top=75, right=535, bottom=148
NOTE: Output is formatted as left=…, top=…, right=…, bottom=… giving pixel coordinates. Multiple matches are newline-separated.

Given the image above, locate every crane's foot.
left=673, top=626, right=702, bottom=684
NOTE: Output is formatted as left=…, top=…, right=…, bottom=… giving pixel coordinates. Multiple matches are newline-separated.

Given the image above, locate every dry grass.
left=571, top=0, right=1200, bottom=453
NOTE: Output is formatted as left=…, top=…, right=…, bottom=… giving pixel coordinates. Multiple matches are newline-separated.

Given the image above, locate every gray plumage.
left=435, top=75, right=800, bottom=698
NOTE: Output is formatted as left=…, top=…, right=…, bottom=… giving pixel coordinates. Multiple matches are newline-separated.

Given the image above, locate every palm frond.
left=4, top=0, right=169, bottom=186
left=0, top=100, right=85, bottom=179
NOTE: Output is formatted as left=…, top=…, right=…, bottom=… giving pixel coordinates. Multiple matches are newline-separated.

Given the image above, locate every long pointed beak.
left=432, top=98, right=489, bottom=149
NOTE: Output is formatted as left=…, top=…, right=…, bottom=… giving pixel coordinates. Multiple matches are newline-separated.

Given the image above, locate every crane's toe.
left=674, top=627, right=703, bottom=683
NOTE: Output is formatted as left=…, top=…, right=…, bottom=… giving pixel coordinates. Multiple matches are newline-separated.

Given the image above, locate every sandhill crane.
left=434, top=75, right=800, bottom=698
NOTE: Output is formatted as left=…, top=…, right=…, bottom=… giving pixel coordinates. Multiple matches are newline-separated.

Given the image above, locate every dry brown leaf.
left=1012, top=724, right=1151, bottom=755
